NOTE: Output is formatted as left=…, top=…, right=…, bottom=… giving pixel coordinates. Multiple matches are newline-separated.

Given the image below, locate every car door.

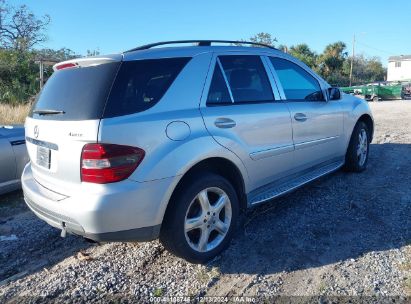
left=267, top=56, right=344, bottom=170
left=0, top=134, right=17, bottom=184
left=200, top=53, right=294, bottom=191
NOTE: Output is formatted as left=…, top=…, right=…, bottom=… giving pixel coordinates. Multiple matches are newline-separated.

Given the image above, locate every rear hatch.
left=25, top=55, right=122, bottom=195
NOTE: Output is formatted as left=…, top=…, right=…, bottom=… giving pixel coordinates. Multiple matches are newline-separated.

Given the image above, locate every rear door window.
left=269, top=57, right=324, bottom=101
left=30, top=62, right=120, bottom=121
left=218, top=55, right=274, bottom=103
left=206, top=64, right=232, bottom=105
left=104, top=57, right=191, bottom=118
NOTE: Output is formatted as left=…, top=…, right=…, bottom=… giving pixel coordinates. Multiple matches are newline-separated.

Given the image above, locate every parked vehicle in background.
left=0, top=125, right=29, bottom=195
left=341, top=82, right=407, bottom=101
left=22, top=40, right=374, bottom=263
left=401, top=83, right=411, bottom=99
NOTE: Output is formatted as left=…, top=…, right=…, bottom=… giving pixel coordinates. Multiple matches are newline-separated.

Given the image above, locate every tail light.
left=81, top=143, right=145, bottom=184
left=55, top=62, right=78, bottom=70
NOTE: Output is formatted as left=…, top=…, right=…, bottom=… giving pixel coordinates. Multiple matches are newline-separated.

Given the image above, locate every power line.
left=355, top=41, right=394, bottom=55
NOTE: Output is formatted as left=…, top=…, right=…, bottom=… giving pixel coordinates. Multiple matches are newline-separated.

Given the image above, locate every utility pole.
left=349, top=34, right=355, bottom=86
left=39, top=60, right=44, bottom=90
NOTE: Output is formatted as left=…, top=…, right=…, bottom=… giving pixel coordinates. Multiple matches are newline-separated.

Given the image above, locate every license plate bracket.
left=36, top=146, right=51, bottom=169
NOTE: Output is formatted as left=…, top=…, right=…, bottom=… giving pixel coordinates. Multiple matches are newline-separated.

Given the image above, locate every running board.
left=248, top=160, right=344, bottom=206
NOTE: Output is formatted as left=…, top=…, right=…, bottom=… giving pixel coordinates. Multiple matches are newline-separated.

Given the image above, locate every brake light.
left=81, top=143, right=145, bottom=184
left=55, top=62, right=77, bottom=70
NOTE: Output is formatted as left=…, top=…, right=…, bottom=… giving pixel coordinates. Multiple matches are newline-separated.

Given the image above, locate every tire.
left=372, top=96, right=379, bottom=102
left=344, top=121, right=370, bottom=172
left=160, top=173, right=239, bottom=263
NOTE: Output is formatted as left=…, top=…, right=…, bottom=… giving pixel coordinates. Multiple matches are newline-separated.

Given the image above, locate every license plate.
left=37, top=146, right=51, bottom=169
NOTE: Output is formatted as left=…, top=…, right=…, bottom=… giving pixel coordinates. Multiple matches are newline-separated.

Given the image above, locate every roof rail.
left=125, top=40, right=277, bottom=52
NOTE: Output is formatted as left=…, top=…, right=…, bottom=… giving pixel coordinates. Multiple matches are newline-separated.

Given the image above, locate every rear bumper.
left=22, top=163, right=174, bottom=242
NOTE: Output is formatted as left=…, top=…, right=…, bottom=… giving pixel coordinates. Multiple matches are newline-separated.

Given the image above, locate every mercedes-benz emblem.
left=34, top=125, right=39, bottom=138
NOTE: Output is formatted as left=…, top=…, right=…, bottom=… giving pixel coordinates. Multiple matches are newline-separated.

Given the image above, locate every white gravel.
left=0, top=100, right=410, bottom=302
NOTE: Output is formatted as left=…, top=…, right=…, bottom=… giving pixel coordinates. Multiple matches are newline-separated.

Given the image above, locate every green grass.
left=153, top=287, right=163, bottom=297
left=318, top=281, right=327, bottom=294
left=195, top=266, right=220, bottom=285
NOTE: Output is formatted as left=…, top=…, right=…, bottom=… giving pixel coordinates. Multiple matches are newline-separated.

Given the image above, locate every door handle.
left=294, top=113, right=307, bottom=122
left=214, top=118, right=236, bottom=129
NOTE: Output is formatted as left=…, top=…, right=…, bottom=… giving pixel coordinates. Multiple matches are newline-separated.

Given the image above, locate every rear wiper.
left=33, top=109, right=65, bottom=116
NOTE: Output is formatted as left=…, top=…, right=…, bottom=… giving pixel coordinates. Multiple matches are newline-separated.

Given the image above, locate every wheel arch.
left=163, top=157, right=248, bottom=222
left=342, top=97, right=374, bottom=156
left=358, top=113, right=374, bottom=142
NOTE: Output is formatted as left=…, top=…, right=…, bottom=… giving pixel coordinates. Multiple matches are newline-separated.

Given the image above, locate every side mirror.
left=328, top=87, right=341, bottom=100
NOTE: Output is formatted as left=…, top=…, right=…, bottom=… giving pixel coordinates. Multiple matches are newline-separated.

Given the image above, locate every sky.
left=8, top=0, right=411, bottom=66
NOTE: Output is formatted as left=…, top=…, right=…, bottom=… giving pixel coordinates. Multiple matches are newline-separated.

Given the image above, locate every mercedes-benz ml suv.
left=22, top=40, right=373, bottom=263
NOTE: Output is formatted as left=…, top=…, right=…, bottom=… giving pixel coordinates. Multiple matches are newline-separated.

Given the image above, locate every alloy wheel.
left=184, top=187, right=232, bottom=253
left=357, top=128, right=368, bottom=166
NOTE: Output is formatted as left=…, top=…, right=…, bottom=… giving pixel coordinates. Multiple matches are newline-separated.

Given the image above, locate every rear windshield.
left=29, top=57, right=190, bottom=121
left=103, top=57, right=191, bottom=118
left=30, top=62, right=120, bottom=121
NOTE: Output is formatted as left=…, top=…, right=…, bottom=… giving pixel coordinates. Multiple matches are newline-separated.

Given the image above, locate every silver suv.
left=22, top=40, right=373, bottom=263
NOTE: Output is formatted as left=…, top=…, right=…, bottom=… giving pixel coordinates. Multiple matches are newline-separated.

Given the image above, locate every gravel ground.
left=0, top=100, right=410, bottom=303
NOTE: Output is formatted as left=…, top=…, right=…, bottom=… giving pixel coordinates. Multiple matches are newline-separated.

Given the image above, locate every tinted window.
left=104, top=57, right=191, bottom=118
left=219, top=55, right=274, bottom=103
left=207, top=64, right=232, bottom=105
left=30, top=62, right=120, bottom=121
left=270, top=57, right=324, bottom=101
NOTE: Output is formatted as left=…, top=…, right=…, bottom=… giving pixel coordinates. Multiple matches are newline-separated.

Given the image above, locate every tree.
left=316, top=42, right=350, bottom=85
left=318, top=41, right=348, bottom=77
left=289, top=43, right=317, bottom=69
left=0, top=48, right=38, bottom=103
left=0, top=0, right=50, bottom=51
left=34, top=47, right=77, bottom=61
left=364, top=57, right=386, bottom=82
left=249, top=32, right=277, bottom=47
left=342, top=55, right=386, bottom=85
left=86, top=48, right=100, bottom=57
left=277, top=44, right=288, bottom=53
left=0, top=46, right=81, bottom=104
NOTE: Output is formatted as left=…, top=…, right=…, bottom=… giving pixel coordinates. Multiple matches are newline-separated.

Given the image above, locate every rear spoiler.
left=53, top=54, right=123, bottom=71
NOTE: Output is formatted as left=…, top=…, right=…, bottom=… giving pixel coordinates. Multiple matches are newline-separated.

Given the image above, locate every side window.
left=104, top=57, right=191, bottom=118
left=207, top=64, right=232, bottom=105
left=219, top=55, right=274, bottom=103
left=269, top=57, right=324, bottom=101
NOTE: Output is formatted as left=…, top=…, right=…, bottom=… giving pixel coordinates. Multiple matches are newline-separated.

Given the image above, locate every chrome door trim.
left=294, top=135, right=339, bottom=150
left=216, top=57, right=234, bottom=103
left=249, top=144, right=294, bottom=160
left=263, top=55, right=286, bottom=100
left=261, top=56, right=281, bottom=100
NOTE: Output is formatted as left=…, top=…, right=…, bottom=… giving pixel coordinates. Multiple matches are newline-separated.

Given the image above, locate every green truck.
left=341, top=82, right=411, bottom=101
